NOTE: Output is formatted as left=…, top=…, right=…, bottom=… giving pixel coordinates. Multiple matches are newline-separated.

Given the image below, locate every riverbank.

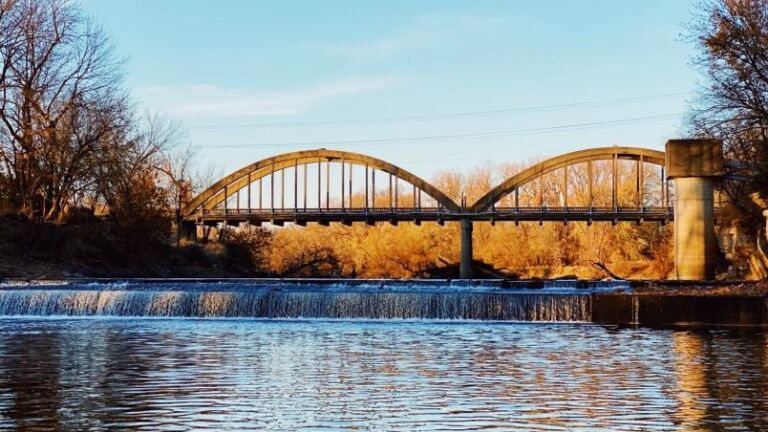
left=631, top=280, right=768, bottom=296
left=3, top=276, right=767, bottom=294
left=0, top=216, right=261, bottom=278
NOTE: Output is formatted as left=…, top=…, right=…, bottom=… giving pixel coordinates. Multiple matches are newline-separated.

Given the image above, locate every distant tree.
left=218, top=225, right=272, bottom=273
left=266, top=226, right=340, bottom=277
left=150, top=116, right=197, bottom=246
left=93, top=116, right=169, bottom=246
left=691, top=0, right=768, bottom=229
left=253, top=158, right=673, bottom=280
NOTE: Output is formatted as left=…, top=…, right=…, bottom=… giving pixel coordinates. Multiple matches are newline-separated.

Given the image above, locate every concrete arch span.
left=182, top=149, right=462, bottom=217
left=469, top=147, right=667, bottom=212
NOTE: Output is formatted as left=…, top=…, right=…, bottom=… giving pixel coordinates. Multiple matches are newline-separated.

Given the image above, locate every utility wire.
left=193, top=113, right=680, bottom=149
left=189, top=91, right=692, bottom=130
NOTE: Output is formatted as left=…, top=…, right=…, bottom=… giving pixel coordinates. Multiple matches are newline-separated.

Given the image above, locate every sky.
left=82, top=0, right=702, bottom=180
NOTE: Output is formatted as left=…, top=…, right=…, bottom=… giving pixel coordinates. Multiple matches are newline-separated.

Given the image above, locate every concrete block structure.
left=665, top=139, right=724, bottom=280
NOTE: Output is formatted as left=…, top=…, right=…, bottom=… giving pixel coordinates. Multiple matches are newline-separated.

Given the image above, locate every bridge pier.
left=666, top=139, right=723, bottom=280
left=179, top=220, right=197, bottom=241
left=460, top=218, right=473, bottom=279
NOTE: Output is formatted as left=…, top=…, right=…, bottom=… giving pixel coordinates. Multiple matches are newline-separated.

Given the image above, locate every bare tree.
left=691, top=0, right=768, bottom=228
left=157, top=130, right=197, bottom=246
left=0, top=0, right=129, bottom=222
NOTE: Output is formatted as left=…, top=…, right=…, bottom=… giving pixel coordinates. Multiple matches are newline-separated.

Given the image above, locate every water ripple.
left=0, top=319, right=764, bottom=431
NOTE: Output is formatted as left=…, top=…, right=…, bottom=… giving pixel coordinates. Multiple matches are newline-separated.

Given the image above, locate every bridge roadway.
left=197, top=206, right=674, bottom=226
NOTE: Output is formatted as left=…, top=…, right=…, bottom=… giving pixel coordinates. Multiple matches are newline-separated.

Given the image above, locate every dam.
left=0, top=280, right=607, bottom=321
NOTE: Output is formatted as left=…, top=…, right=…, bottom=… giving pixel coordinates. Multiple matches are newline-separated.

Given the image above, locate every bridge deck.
left=191, top=206, right=675, bottom=225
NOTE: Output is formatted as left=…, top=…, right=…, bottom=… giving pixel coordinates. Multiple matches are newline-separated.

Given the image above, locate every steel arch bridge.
left=182, top=147, right=673, bottom=226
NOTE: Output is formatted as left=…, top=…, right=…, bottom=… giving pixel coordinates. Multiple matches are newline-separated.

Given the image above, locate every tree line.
left=255, top=162, right=674, bottom=279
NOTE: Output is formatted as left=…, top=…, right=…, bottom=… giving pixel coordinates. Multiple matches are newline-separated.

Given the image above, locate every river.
left=0, top=318, right=765, bottom=431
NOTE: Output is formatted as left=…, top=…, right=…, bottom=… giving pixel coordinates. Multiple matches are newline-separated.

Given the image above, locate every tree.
left=691, top=0, right=768, bottom=228
left=93, top=117, right=169, bottom=246
left=0, top=0, right=129, bottom=222
left=150, top=116, right=198, bottom=246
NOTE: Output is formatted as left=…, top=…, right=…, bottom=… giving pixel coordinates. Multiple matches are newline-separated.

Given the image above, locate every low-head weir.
left=0, top=280, right=623, bottom=322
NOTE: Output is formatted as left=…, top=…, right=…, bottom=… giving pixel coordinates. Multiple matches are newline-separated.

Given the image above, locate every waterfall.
left=0, top=283, right=597, bottom=321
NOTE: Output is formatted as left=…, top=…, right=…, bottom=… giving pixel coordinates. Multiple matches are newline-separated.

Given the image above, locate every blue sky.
left=82, top=0, right=701, bottom=179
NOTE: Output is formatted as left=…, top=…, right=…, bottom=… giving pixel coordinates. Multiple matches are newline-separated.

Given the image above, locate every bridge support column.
left=666, top=139, right=723, bottom=280
left=179, top=220, right=197, bottom=242
left=460, top=218, right=473, bottom=279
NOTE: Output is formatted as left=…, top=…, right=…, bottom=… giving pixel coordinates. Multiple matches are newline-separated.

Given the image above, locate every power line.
left=189, top=91, right=692, bottom=130
left=193, top=113, right=681, bottom=149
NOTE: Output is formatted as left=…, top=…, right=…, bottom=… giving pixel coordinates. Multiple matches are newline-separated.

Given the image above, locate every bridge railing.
left=205, top=207, right=448, bottom=217
left=484, top=206, right=674, bottom=214
left=200, top=206, right=675, bottom=218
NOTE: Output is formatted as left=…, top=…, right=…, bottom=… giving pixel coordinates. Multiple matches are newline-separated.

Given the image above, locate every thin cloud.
left=137, top=76, right=403, bottom=117
left=308, top=13, right=509, bottom=59
left=316, top=30, right=441, bottom=58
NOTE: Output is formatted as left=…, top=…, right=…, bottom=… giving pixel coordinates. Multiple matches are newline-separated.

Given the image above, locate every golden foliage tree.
left=258, top=159, right=673, bottom=280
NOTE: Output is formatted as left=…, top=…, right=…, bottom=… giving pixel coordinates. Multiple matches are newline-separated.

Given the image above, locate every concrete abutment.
left=665, top=139, right=724, bottom=280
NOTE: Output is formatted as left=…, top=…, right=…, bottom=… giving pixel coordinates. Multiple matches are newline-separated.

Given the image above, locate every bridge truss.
left=183, top=147, right=674, bottom=226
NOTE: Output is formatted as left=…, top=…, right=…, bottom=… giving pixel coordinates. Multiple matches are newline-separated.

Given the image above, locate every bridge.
left=183, top=139, right=724, bottom=281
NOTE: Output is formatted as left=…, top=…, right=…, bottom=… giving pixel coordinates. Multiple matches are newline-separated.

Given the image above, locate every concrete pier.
left=460, top=218, right=473, bottom=279
left=673, top=177, right=716, bottom=279
left=179, top=220, right=197, bottom=241
left=665, top=139, right=723, bottom=280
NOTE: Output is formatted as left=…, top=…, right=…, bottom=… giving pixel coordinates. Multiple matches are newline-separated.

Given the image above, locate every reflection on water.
left=0, top=319, right=764, bottom=431
left=672, top=331, right=768, bottom=431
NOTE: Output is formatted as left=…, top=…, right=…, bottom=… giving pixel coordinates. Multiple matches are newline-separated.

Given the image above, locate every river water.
left=0, top=318, right=764, bottom=431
